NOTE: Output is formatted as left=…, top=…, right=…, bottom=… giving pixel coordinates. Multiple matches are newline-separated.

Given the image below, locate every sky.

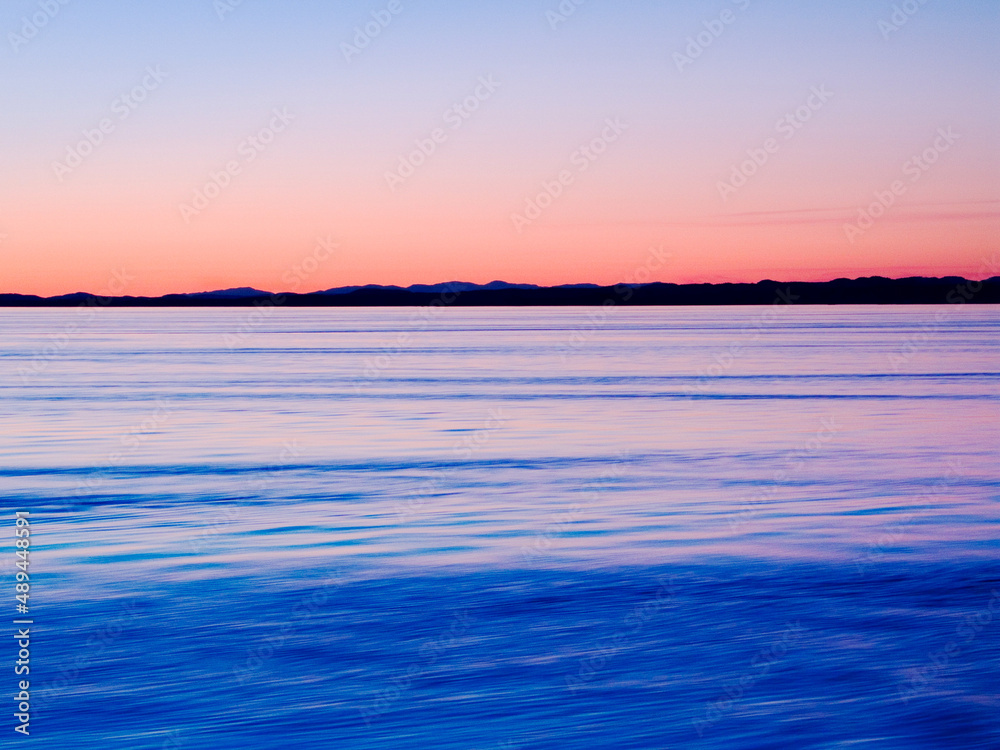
left=1, top=0, right=998, bottom=297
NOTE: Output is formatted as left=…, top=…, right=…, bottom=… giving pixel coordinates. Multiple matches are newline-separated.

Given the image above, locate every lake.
left=2, top=306, right=998, bottom=749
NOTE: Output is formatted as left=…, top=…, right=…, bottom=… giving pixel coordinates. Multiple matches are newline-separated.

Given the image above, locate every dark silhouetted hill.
left=1, top=277, right=997, bottom=307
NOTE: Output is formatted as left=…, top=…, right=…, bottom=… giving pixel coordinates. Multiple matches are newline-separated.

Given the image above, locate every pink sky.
left=2, top=1, right=997, bottom=296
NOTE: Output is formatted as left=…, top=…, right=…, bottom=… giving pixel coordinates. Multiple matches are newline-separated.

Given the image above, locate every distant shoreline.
left=2, top=276, right=998, bottom=307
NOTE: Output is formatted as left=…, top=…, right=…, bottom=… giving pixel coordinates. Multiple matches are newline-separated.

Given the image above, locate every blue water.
left=2, top=306, right=999, bottom=749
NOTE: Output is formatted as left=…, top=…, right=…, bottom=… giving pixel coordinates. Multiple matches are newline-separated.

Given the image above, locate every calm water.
left=2, top=306, right=998, bottom=749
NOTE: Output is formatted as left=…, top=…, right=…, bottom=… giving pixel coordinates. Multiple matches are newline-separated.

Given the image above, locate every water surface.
left=1, top=306, right=998, bottom=749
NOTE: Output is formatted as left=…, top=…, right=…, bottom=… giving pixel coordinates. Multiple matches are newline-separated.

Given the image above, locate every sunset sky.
left=2, top=0, right=998, bottom=297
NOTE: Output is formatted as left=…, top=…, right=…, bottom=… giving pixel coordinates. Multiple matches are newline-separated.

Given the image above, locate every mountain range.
left=1, top=277, right=997, bottom=306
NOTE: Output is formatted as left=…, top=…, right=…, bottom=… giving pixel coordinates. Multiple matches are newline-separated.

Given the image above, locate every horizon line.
left=3, top=274, right=999, bottom=305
